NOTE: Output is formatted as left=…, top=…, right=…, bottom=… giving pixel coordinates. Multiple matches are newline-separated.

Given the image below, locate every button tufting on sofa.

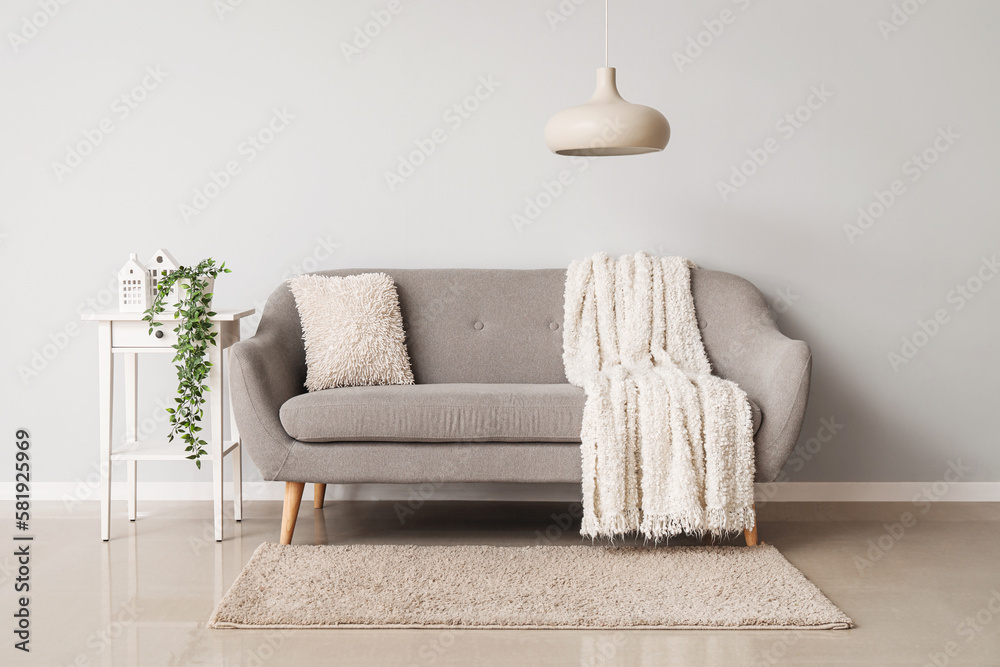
left=550, top=322, right=559, bottom=330
left=474, top=321, right=484, bottom=330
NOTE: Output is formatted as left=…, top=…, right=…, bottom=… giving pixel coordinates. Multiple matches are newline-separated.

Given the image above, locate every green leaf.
left=153, top=258, right=229, bottom=468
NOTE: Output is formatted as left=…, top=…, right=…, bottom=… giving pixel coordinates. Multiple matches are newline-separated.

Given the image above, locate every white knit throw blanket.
left=563, top=252, right=756, bottom=540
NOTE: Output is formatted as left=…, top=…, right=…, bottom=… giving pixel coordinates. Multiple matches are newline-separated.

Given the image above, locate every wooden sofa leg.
left=744, top=503, right=759, bottom=546
left=280, top=482, right=305, bottom=545
left=314, top=483, right=327, bottom=509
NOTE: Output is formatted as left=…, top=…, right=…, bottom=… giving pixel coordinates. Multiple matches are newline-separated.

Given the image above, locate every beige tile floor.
left=5, top=500, right=999, bottom=666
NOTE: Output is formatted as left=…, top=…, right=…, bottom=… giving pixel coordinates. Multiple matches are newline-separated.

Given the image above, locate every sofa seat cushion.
left=280, top=383, right=762, bottom=444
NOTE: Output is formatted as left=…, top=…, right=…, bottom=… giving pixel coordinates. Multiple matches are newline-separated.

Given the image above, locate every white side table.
left=82, top=309, right=254, bottom=541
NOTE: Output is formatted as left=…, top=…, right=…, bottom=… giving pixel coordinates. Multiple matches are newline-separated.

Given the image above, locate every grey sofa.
left=230, top=268, right=811, bottom=544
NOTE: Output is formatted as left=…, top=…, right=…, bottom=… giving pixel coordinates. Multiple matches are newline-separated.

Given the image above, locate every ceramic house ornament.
left=118, top=253, right=152, bottom=312
left=147, top=248, right=181, bottom=309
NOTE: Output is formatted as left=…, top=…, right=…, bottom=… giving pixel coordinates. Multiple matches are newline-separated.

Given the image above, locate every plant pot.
left=171, top=277, right=215, bottom=310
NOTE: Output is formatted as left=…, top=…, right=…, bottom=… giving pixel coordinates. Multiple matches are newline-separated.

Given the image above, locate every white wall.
left=2, top=0, right=998, bottom=495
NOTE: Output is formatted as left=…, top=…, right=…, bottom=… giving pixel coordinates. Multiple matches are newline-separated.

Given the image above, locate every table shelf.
left=84, top=308, right=254, bottom=541
left=112, top=440, right=240, bottom=461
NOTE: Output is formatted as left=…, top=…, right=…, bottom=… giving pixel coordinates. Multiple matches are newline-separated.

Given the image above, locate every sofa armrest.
left=692, top=269, right=813, bottom=484
left=747, top=331, right=812, bottom=483
left=230, top=333, right=304, bottom=481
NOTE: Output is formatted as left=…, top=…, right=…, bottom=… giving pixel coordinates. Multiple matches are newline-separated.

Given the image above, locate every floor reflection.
left=98, top=516, right=242, bottom=666
left=12, top=500, right=1000, bottom=666
left=313, top=507, right=328, bottom=546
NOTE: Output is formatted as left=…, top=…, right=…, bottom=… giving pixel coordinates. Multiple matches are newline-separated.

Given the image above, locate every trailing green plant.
left=143, top=258, right=231, bottom=468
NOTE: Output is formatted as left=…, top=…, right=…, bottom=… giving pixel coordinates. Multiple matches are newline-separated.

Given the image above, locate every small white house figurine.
left=147, top=248, right=181, bottom=309
left=118, top=253, right=152, bottom=312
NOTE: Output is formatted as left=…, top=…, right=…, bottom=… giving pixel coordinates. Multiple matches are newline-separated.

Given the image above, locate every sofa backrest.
left=256, top=266, right=777, bottom=388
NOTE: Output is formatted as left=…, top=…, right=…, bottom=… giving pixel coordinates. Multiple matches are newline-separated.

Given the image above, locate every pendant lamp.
left=544, top=0, right=669, bottom=156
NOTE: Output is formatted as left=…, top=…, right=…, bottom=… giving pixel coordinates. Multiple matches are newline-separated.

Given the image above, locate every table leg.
left=125, top=353, right=138, bottom=521
left=232, top=445, right=243, bottom=522
left=98, top=322, right=114, bottom=541
left=127, top=462, right=137, bottom=522
left=227, top=346, right=242, bottom=522
left=209, top=330, right=224, bottom=542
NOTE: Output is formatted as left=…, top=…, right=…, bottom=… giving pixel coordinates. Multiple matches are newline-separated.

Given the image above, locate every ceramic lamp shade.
left=545, top=68, right=670, bottom=156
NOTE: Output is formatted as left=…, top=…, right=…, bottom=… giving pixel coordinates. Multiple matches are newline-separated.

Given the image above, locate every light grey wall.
left=2, top=0, right=997, bottom=491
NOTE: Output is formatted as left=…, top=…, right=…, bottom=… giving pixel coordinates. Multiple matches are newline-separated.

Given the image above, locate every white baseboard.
left=756, top=482, right=1000, bottom=502
left=2, top=481, right=999, bottom=503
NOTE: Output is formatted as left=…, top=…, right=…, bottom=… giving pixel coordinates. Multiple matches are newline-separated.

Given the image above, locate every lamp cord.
left=605, top=0, right=609, bottom=67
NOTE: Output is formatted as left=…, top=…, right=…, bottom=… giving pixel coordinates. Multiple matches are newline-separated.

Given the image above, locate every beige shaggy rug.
left=209, top=543, right=852, bottom=630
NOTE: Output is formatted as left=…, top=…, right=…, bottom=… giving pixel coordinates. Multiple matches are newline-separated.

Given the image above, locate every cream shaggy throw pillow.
left=289, top=273, right=414, bottom=392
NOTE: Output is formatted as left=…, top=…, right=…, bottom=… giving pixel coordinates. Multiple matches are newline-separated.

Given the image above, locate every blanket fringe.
left=706, top=505, right=756, bottom=535
left=640, top=514, right=701, bottom=543
left=581, top=506, right=756, bottom=542
left=581, top=509, right=642, bottom=541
